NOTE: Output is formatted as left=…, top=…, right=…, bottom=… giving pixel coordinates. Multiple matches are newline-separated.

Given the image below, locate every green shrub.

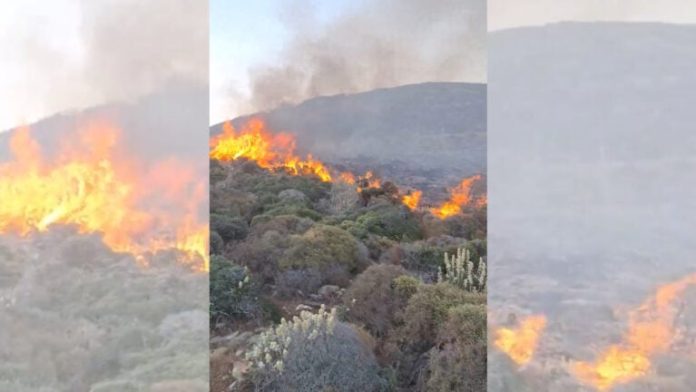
left=353, top=205, right=423, bottom=241
left=344, top=264, right=411, bottom=337
left=392, top=275, right=420, bottom=300
left=279, top=225, right=364, bottom=271
left=397, top=283, right=485, bottom=350
left=209, top=255, right=259, bottom=323
left=210, top=231, right=224, bottom=255
left=245, top=306, right=387, bottom=391
left=210, top=213, right=249, bottom=243
left=423, top=304, right=487, bottom=391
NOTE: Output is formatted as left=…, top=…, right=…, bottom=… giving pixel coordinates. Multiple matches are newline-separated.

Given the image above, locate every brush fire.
left=572, top=273, right=696, bottom=390
left=209, top=118, right=485, bottom=217
left=0, top=124, right=209, bottom=271
left=494, top=314, right=547, bottom=366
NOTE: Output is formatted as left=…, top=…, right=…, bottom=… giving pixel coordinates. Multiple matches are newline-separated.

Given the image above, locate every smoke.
left=244, top=0, right=485, bottom=112
left=0, top=0, right=207, bottom=131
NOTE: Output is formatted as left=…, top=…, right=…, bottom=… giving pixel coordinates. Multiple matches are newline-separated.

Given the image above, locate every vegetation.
left=210, top=160, right=487, bottom=391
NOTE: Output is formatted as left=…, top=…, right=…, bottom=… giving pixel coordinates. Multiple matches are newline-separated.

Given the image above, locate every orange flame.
left=494, top=315, right=547, bottom=366
left=402, top=190, right=422, bottom=210
left=572, top=273, right=696, bottom=390
left=209, top=118, right=332, bottom=182
left=0, top=125, right=208, bottom=272
left=431, top=174, right=484, bottom=219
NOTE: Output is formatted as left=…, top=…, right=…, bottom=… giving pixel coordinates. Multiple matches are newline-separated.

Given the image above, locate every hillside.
left=211, top=82, right=486, bottom=174
left=489, top=22, right=696, bottom=392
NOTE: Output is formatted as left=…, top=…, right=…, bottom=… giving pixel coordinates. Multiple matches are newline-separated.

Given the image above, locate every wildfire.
left=572, top=273, right=696, bottom=390
left=431, top=174, right=484, bottom=219
left=402, top=190, right=422, bottom=210
left=494, top=315, right=547, bottom=366
left=0, top=125, right=208, bottom=271
left=209, top=118, right=332, bottom=182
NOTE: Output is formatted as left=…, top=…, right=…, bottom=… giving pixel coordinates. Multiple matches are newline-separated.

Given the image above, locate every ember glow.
left=572, top=273, right=696, bottom=390
left=209, top=118, right=332, bottom=182
left=431, top=174, right=484, bottom=218
left=0, top=125, right=208, bottom=271
left=494, top=315, right=547, bottom=366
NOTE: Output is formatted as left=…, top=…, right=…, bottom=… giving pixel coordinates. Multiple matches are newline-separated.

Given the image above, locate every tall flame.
left=494, top=315, right=547, bottom=366
left=209, top=118, right=332, bottom=182
left=432, top=174, right=484, bottom=219
left=572, top=273, right=696, bottom=390
left=0, top=125, right=208, bottom=271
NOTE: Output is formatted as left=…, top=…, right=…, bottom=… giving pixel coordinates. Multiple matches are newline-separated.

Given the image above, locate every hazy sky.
left=0, top=0, right=207, bottom=132
left=490, top=0, right=696, bottom=30
left=210, top=0, right=485, bottom=124
left=210, top=0, right=363, bottom=124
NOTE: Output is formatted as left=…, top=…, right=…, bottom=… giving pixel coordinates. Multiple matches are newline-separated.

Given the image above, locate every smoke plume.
left=245, top=0, right=485, bottom=112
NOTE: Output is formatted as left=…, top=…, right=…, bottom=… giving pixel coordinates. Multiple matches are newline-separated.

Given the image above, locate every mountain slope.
left=211, top=82, right=487, bottom=174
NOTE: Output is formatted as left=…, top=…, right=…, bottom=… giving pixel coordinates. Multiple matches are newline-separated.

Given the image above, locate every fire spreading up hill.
left=209, top=117, right=486, bottom=218
left=0, top=123, right=208, bottom=271
left=492, top=273, right=696, bottom=390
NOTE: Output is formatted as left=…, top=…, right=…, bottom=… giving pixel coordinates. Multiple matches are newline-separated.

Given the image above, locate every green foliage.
left=344, top=264, right=411, bottom=337
left=423, top=304, right=487, bottom=391
left=397, top=283, right=485, bottom=350
left=210, top=213, right=249, bottom=243
left=438, top=247, right=487, bottom=293
left=279, top=224, right=364, bottom=271
left=245, top=306, right=387, bottom=392
left=261, top=203, right=323, bottom=221
left=392, top=275, right=420, bottom=300
left=209, top=255, right=259, bottom=322
left=352, top=204, right=423, bottom=241
left=210, top=231, right=224, bottom=255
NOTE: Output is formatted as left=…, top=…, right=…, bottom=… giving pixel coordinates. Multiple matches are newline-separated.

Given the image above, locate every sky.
left=0, top=0, right=207, bottom=133
left=0, top=0, right=84, bottom=131
left=210, top=0, right=364, bottom=124
left=490, top=0, right=696, bottom=30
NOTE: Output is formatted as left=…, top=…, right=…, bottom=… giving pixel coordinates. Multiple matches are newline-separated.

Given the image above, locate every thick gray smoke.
left=78, top=0, right=208, bottom=103
left=0, top=0, right=207, bottom=130
left=246, top=0, right=485, bottom=112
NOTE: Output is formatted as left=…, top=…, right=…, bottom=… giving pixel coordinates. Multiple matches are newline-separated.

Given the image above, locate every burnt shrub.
left=343, top=264, right=413, bottom=337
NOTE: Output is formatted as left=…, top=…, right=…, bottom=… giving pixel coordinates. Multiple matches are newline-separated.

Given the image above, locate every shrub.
left=210, top=213, right=249, bottom=243
left=344, top=264, right=411, bottom=337
left=438, top=247, right=487, bottom=293
left=210, top=231, right=224, bottom=255
left=397, top=283, right=485, bottom=350
left=353, top=205, right=423, bottom=241
left=423, top=304, right=487, bottom=391
left=279, top=225, right=366, bottom=272
left=209, top=255, right=260, bottom=323
left=245, top=306, right=387, bottom=391
left=392, top=275, right=420, bottom=300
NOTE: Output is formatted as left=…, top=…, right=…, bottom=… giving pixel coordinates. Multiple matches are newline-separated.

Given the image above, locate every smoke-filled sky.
left=0, top=0, right=208, bottom=132
left=490, top=0, right=696, bottom=30
left=210, top=0, right=486, bottom=124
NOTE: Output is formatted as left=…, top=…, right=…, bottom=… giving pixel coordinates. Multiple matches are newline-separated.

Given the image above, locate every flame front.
left=572, top=273, right=696, bottom=390
left=0, top=125, right=208, bottom=271
left=432, top=174, right=484, bottom=218
left=402, top=190, right=422, bottom=210
left=494, top=315, right=547, bottom=366
left=209, top=118, right=332, bottom=182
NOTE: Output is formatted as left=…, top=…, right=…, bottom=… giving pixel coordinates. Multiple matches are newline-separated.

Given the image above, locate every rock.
left=318, top=285, right=340, bottom=298
left=296, top=304, right=313, bottom=312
